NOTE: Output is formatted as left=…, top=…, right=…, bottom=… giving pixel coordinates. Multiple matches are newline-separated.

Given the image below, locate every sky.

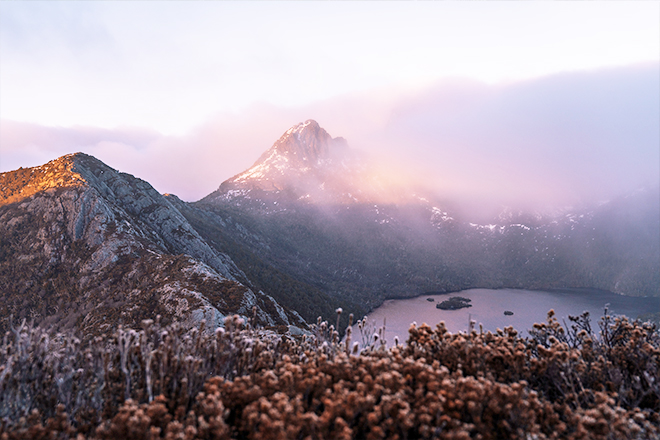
left=1, top=1, right=659, bottom=209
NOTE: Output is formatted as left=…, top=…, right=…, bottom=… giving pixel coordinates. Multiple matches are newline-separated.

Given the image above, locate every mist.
left=374, top=64, right=660, bottom=212
left=1, top=63, right=658, bottom=213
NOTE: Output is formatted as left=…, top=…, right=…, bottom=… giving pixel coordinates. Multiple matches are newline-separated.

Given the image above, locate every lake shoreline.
left=354, top=288, right=659, bottom=345
left=381, top=286, right=657, bottom=304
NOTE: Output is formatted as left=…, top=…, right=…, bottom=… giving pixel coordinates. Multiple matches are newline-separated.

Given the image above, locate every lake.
left=350, top=288, right=659, bottom=347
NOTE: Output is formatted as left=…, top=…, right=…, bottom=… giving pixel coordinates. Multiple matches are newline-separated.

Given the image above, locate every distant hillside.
left=192, top=120, right=659, bottom=323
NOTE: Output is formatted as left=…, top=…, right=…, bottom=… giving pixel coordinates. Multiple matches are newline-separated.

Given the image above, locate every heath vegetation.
left=0, top=308, right=658, bottom=439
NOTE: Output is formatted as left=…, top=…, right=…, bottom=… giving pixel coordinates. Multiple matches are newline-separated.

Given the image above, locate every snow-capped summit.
left=205, top=120, right=365, bottom=205
left=232, top=119, right=350, bottom=185
left=274, top=119, right=348, bottom=165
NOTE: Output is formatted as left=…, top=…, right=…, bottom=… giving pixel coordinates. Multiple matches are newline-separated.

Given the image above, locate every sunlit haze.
left=1, top=1, right=658, bottom=210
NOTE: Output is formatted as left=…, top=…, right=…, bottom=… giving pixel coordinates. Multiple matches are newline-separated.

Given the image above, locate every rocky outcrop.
left=0, top=153, right=303, bottom=337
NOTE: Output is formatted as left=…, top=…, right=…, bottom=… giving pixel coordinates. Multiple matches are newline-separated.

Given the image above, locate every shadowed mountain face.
left=1, top=121, right=658, bottom=335
left=191, top=120, right=659, bottom=321
left=0, top=153, right=303, bottom=337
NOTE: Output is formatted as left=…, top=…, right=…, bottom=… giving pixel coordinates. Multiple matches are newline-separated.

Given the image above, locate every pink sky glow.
left=1, top=2, right=658, bottom=209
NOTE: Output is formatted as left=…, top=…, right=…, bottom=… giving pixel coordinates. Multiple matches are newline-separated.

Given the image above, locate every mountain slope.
left=0, top=153, right=303, bottom=336
left=168, top=194, right=345, bottom=324
left=191, top=121, right=659, bottom=323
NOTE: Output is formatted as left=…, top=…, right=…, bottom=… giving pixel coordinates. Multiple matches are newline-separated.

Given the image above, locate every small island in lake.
left=504, top=310, right=514, bottom=316
left=436, top=296, right=472, bottom=310
left=427, top=298, right=435, bottom=302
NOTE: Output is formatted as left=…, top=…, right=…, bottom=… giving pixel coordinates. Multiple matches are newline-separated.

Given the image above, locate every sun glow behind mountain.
left=0, top=2, right=658, bottom=212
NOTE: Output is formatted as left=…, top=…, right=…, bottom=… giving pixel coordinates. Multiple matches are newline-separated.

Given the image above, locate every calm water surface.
left=352, top=289, right=659, bottom=346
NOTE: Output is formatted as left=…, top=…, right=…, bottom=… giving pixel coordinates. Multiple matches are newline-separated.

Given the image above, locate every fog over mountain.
left=1, top=117, right=658, bottom=338
left=1, top=63, right=657, bottom=215
left=377, top=64, right=660, bottom=210
left=2, top=4, right=660, bottom=436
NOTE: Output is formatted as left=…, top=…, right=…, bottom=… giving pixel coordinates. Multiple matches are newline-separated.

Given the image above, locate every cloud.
left=0, top=120, right=157, bottom=168
left=1, top=64, right=658, bottom=209
left=0, top=2, right=118, bottom=69
left=0, top=112, right=305, bottom=201
left=2, top=2, right=657, bottom=135
left=370, top=63, right=660, bottom=208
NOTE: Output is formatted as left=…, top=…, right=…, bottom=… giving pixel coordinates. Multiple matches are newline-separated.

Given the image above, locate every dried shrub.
left=0, top=310, right=658, bottom=439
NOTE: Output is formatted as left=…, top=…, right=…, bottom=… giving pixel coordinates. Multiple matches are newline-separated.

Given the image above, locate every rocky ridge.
left=0, top=153, right=303, bottom=337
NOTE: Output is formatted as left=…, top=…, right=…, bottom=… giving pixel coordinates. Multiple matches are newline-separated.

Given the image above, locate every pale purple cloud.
left=1, top=64, right=658, bottom=209
left=371, top=63, right=660, bottom=207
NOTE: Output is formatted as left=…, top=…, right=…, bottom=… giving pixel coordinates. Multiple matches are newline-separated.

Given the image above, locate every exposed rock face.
left=203, top=120, right=375, bottom=206
left=252, top=119, right=348, bottom=169
left=0, top=153, right=302, bottom=337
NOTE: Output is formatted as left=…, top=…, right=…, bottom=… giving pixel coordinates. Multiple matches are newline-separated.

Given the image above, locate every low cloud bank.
left=2, top=63, right=657, bottom=209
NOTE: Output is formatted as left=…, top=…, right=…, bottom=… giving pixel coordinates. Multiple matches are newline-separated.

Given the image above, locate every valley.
left=1, top=120, right=658, bottom=337
left=187, top=120, right=659, bottom=324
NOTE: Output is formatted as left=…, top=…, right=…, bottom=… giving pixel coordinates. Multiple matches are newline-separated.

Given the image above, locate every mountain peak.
left=284, top=119, right=321, bottom=136
left=0, top=152, right=137, bottom=207
left=203, top=120, right=364, bottom=205
left=1, top=153, right=87, bottom=206
left=266, top=119, right=347, bottom=166
left=225, top=120, right=350, bottom=187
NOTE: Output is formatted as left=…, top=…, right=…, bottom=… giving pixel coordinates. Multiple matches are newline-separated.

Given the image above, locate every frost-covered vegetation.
left=0, top=309, right=658, bottom=439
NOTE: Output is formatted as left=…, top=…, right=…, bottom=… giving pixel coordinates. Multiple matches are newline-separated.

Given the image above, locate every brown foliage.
left=0, top=312, right=658, bottom=439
